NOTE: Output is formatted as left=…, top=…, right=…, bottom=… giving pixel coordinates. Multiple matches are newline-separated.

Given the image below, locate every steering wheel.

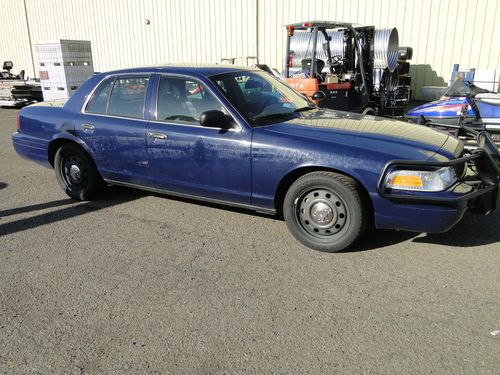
left=328, top=55, right=343, bottom=67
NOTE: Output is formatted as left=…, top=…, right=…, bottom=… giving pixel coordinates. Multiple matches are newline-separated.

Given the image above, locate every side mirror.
left=311, top=91, right=326, bottom=101
left=199, top=110, right=234, bottom=129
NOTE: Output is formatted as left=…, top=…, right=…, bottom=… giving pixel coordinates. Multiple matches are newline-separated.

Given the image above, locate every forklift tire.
left=362, top=107, right=377, bottom=116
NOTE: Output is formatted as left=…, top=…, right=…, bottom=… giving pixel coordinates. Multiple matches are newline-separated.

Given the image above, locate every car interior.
left=156, top=77, right=221, bottom=123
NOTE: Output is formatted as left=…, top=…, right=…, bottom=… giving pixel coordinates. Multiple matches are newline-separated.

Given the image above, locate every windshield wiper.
left=293, top=105, right=316, bottom=113
left=250, top=112, right=296, bottom=122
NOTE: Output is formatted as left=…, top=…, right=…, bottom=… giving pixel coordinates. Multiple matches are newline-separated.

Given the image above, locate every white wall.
left=1, top=0, right=499, bottom=99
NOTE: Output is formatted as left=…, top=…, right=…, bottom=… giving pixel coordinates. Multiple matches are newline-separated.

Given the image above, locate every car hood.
left=266, top=109, right=462, bottom=159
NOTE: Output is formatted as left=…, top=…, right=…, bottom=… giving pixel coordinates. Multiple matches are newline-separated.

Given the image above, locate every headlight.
left=385, top=167, right=457, bottom=192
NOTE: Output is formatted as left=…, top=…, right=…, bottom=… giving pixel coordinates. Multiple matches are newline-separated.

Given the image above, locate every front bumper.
left=377, top=130, right=500, bottom=216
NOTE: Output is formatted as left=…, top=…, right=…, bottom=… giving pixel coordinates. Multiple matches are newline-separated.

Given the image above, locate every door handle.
left=81, top=123, right=95, bottom=131
left=148, top=131, right=168, bottom=140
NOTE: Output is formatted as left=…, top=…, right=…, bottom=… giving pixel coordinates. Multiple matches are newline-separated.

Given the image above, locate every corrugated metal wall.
left=1, top=0, right=499, bottom=99
left=0, top=0, right=257, bottom=77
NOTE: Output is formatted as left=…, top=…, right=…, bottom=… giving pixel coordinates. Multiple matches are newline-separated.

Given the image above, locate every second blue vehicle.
left=12, top=65, right=500, bottom=252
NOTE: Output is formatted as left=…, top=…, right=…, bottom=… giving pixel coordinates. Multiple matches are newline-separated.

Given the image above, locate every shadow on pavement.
left=145, top=190, right=279, bottom=220
left=345, top=208, right=500, bottom=252
left=3, top=182, right=498, bottom=250
left=0, top=182, right=7, bottom=191
left=413, top=209, right=500, bottom=247
left=343, top=228, right=418, bottom=253
left=0, top=198, right=73, bottom=217
left=0, top=187, right=144, bottom=237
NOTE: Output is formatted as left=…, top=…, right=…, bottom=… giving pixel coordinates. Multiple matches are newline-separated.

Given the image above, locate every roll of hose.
left=373, top=28, right=399, bottom=72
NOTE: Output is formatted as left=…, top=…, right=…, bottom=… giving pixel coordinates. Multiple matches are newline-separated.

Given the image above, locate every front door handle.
left=148, top=131, right=168, bottom=140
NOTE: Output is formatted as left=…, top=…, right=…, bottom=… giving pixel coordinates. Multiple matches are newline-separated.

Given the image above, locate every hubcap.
left=310, top=201, right=334, bottom=225
left=62, top=154, right=87, bottom=190
left=68, top=164, right=81, bottom=182
left=295, top=188, right=348, bottom=237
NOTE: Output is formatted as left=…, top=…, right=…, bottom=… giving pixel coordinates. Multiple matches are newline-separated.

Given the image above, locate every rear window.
left=86, top=75, right=150, bottom=119
left=86, top=77, right=114, bottom=114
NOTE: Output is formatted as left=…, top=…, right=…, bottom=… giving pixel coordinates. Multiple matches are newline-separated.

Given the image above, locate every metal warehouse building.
left=1, top=0, right=499, bottom=98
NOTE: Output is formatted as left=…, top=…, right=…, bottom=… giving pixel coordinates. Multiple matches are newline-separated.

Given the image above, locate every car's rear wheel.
left=283, top=171, right=368, bottom=252
left=54, top=143, right=104, bottom=200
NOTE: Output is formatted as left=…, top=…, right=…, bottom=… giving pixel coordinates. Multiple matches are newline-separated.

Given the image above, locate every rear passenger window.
left=86, top=77, right=114, bottom=114
left=107, top=76, right=150, bottom=118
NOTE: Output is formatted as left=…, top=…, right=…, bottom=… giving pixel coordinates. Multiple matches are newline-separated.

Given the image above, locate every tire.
left=362, top=107, right=377, bottom=115
left=283, top=171, right=368, bottom=252
left=54, top=143, right=104, bottom=200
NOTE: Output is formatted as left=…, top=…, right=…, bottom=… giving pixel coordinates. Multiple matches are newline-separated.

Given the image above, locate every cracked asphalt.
left=0, top=108, right=499, bottom=374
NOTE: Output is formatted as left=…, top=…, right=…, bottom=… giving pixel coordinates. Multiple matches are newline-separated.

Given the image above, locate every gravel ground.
left=0, top=108, right=499, bottom=374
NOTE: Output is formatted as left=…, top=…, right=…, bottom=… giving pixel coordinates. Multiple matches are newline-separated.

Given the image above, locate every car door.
left=144, top=74, right=252, bottom=205
left=75, top=74, right=152, bottom=184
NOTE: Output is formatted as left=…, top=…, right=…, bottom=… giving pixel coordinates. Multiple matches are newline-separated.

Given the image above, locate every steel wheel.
left=54, top=143, right=104, bottom=200
left=283, top=171, right=368, bottom=252
left=295, top=188, right=349, bottom=238
left=60, top=154, right=88, bottom=191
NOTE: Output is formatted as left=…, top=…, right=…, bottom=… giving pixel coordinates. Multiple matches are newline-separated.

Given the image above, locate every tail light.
left=16, top=113, right=20, bottom=131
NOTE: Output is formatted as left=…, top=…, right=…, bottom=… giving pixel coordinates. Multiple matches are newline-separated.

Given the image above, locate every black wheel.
left=54, top=143, right=104, bottom=200
left=283, top=171, right=368, bottom=252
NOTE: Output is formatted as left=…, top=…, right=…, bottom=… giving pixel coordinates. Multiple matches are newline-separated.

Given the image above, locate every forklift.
left=283, top=21, right=410, bottom=116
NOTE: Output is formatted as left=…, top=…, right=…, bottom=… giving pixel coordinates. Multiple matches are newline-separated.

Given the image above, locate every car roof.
left=101, top=64, right=261, bottom=77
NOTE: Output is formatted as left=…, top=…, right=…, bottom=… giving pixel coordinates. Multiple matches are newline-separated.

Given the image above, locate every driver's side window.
left=156, top=76, right=221, bottom=124
left=235, top=74, right=280, bottom=117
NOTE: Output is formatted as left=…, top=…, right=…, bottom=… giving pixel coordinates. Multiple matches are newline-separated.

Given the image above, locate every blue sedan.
left=12, top=65, right=500, bottom=252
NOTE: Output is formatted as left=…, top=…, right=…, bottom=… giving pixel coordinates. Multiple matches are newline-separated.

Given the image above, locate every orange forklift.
left=283, top=21, right=409, bottom=116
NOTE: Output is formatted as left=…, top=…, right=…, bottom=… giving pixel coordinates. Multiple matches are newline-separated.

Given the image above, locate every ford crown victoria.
left=12, top=65, right=500, bottom=252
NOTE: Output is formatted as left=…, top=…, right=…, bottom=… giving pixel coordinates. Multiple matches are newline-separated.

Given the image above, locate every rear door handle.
left=81, top=123, right=95, bottom=133
left=148, top=131, right=168, bottom=140
left=81, top=123, right=95, bottom=130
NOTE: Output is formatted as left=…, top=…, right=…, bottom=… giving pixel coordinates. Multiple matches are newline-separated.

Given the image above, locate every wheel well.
left=274, top=167, right=374, bottom=221
left=48, top=139, right=80, bottom=167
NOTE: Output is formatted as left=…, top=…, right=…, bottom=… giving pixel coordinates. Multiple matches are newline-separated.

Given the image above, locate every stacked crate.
left=36, top=40, right=94, bottom=101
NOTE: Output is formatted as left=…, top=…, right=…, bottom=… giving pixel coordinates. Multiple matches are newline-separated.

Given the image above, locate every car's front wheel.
left=283, top=171, right=368, bottom=252
left=54, top=143, right=104, bottom=200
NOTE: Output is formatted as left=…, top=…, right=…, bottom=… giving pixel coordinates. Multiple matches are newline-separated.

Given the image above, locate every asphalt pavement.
left=0, top=108, right=498, bottom=374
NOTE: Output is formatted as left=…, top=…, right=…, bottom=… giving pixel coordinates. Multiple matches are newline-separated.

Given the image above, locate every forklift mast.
left=283, top=21, right=406, bottom=115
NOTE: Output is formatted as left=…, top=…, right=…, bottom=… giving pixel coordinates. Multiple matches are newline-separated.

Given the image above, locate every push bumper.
left=377, top=130, right=500, bottom=221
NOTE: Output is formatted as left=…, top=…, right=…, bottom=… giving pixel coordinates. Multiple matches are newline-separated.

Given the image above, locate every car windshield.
left=210, top=70, right=315, bottom=124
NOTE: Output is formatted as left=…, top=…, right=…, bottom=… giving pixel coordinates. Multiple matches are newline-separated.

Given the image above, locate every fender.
left=48, top=132, right=98, bottom=167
